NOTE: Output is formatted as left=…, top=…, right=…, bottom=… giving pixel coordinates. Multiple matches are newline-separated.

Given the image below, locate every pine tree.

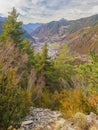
left=20, top=39, right=35, bottom=67
left=55, top=44, right=75, bottom=89
left=0, top=7, right=24, bottom=45
left=35, top=43, right=59, bottom=91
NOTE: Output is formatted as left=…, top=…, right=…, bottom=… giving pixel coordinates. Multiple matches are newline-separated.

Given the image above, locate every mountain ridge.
left=31, top=14, right=98, bottom=55
left=22, top=23, right=42, bottom=34
left=1, top=14, right=98, bottom=54
left=31, top=14, right=98, bottom=44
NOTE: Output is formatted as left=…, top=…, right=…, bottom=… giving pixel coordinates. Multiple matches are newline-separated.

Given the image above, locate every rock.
left=21, top=108, right=98, bottom=130
left=21, top=120, right=34, bottom=126
left=86, top=112, right=98, bottom=129
left=21, top=107, right=65, bottom=130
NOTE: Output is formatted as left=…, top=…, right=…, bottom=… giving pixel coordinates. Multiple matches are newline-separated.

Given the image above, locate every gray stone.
left=21, top=120, right=33, bottom=126
left=21, top=108, right=98, bottom=130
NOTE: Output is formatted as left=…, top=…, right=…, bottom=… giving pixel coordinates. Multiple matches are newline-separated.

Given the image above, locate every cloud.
left=0, top=0, right=98, bottom=23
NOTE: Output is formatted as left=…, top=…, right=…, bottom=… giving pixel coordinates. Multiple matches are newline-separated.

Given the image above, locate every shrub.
left=0, top=67, right=33, bottom=129
left=73, top=112, right=87, bottom=129
left=60, top=89, right=96, bottom=118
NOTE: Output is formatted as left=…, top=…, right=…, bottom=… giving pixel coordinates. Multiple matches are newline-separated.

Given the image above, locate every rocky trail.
left=21, top=107, right=98, bottom=130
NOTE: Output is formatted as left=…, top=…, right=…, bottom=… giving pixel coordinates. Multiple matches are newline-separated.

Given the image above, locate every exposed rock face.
left=21, top=107, right=66, bottom=130
left=86, top=112, right=98, bottom=129
left=21, top=108, right=98, bottom=130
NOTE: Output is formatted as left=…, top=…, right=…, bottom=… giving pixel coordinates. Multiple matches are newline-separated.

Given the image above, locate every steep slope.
left=31, top=14, right=98, bottom=44
left=22, top=31, right=36, bottom=43
left=67, top=24, right=98, bottom=54
left=69, top=14, right=98, bottom=33
left=31, top=18, right=69, bottom=43
left=22, top=23, right=41, bottom=34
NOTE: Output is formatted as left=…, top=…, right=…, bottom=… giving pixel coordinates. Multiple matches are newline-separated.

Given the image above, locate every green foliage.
left=0, top=67, right=32, bottom=129
left=0, top=8, right=24, bottom=45
left=78, top=57, right=98, bottom=95
left=37, top=43, right=51, bottom=75
left=76, top=52, right=98, bottom=114
left=35, top=43, right=59, bottom=91
left=55, top=44, right=75, bottom=89
left=0, top=8, right=98, bottom=130
left=33, top=88, right=61, bottom=110
left=20, top=39, right=35, bottom=68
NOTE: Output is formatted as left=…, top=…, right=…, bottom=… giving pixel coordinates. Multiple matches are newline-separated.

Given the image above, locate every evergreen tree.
left=0, top=7, right=24, bottom=45
left=55, top=44, right=75, bottom=89
left=20, top=39, right=35, bottom=68
left=78, top=52, right=98, bottom=95
left=36, top=43, right=51, bottom=85
left=35, top=43, right=59, bottom=91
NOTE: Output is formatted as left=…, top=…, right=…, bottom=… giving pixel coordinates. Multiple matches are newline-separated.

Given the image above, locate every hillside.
left=69, top=14, right=98, bottom=33
left=31, top=18, right=69, bottom=43
left=31, top=14, right=98, bottom=45
left=67, top=24, right=98, bottom=54
left=0, top=8, right=98, bottom=130
left=22, top=23, right=41, bottom=34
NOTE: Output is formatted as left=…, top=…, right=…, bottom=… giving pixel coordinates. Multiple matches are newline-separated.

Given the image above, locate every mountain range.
left=1, top=14, right=98, bottom=54
left=0, top=17, right=7, bottom=34
left=31, top=14, right=98, bottom=54
left=22, top=23, right=41, bottom=34
left=31, top=14, right=98, bottom=44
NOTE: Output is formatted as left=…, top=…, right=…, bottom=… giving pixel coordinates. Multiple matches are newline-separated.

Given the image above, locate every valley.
left=0, top=7, right=98, bottom=130
left=1, top=14, right=98, bottom=57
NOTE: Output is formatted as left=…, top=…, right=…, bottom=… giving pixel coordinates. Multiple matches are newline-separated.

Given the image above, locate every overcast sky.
left=0, top=0, right=98, bottom=23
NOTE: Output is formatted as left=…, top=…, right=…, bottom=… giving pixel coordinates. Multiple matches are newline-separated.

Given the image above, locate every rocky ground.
left=21, top=107, right=98, bottom=130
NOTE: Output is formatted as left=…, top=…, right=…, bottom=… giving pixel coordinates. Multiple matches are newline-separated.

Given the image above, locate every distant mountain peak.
left=59, top=18, right=67, bottom=21
left=31, top=14, right=98, bottom=44
left=22, top=23, right=42, bottom=34
left=0, top=16, right=7, bottom=21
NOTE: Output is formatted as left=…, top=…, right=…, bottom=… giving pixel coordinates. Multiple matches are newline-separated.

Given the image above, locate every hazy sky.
left=0, top=0, right=98, bottom=23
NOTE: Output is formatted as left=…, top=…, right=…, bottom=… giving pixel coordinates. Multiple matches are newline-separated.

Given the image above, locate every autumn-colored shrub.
left=59, top=89, right=96, bottom=118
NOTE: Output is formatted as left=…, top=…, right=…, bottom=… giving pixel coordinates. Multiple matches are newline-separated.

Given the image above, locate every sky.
left=0, top=0, right=98, bottom=23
